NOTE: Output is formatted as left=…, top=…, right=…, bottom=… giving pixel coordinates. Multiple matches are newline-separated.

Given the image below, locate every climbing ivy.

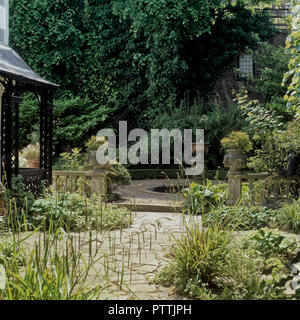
left=282, top=4, right=300, bottom=114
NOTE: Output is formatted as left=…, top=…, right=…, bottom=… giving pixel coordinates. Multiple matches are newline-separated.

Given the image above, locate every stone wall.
left=212, top=31, right=289, bottom=105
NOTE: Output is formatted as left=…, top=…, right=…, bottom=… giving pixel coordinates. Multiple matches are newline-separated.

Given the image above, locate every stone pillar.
left=226, top=172, right=242, bottom=206
left=223, top=149, right=246, bottom=206
left=90, top=170, right=107, bottom=195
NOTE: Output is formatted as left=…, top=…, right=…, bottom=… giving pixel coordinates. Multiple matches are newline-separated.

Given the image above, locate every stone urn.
left=223, top=149, right=246, bottom=173
left=86, top=150, right=106, bottom=171
left=27, top=159, right=40, bottom=168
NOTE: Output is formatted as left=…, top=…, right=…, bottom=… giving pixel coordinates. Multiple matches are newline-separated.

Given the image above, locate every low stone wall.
left=52, top=170, right=107, bottom=196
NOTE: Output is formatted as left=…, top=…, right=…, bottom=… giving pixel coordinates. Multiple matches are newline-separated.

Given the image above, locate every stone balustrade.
left=227, top=171, right=300, bottom=206
left=52, top=170, right=106, bottom=196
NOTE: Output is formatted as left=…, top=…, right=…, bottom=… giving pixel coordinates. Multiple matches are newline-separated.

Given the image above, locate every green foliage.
left=106, top=163, right=132, bottom=197
left=182, top=180, right=226, bottom=214
left=59, top=148, right=85, bottom=171
left=29, top=192, right=132, bottom=232
left=0, top=240, right=27, bottom=270
left=237, top=92, right=288, bottom=144
left=204, top=204, right=278, bottom=230
left=237, top=91, right=299, bottom=174
left=53, top=97, right=113, bottom=149
left=11, top=0, right=276, bottom=146
left=156, top=225, right=234, bottom=288
left=247, top=131, right=289, bottom=173
left=152, top=94, right=247, bottom=167
left=242, top=228, right=297, bottom=259
left=18, top=95, right=113, bottom=151
left=114, top=1, right=275, bottom=117
left=4, top=175, right=35, bottom=212
left=221, top=131, right=253, bottom=152
left=180, top=3, right=276, bottom=98
left=85, top=135, right=106, bottom=152
left=20, top=142, right=40, bottom=161
left=282, top=5, right=300, bottom=113
left=10, top=0, right=126, bottom=147
left=18, top=94, right=40, bottom=148
left=247, top=117, right=300, bottom=174
left=204, top=199, right=300, bottom=236
left=276, top=199, right=300, bottom=233
left=128, top=169, right=185, bottom=180
left=250, top=42, right=289, bottom=102
left=0, top=230, right=102, bottom=300
left=153, top=224, right=274, bottom=300
left=280, top=117, right=300, bottom=155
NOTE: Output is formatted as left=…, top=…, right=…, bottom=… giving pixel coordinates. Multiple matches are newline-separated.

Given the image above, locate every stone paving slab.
left=10, top=210, right=201, bottom=300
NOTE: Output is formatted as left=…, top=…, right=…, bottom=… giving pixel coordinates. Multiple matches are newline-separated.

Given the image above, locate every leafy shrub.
left=0, top=231, right=102, bottom=300
left=106, top=162, right=131, bottom=199
left=18, top=93, right=40, bottom=148
left=0, top=240, right=27, bottom=271
left=237, top=92, right=288, bottom=144
left=221, top=131, right=252, bottom=152
left=152, top=94, right=247, bottom=168
left=153, top=224, right=269, bottom=300
left=29, top=192, right=132, bottom=232
left=247, top=131, right=289, bottom=174
left=128, top=169, right=186, bottom=180
left=4, top=175, right=35, bottom=211
left=85, top=135, right=106, bottom=152
left=127, top=168, right=228, bottom=180
left=53, top=97, right=113, bottom=150
left=250, top=42, right=289, bottom=102
left=247, top=118, right=300, bottom=174
left=20, top=142, right=40, bottom=161
left=54, top=147, right=131, bottom=198
left=276, top=200, right=300, bottom=233
left=242, top=228, right=297, bottom=260
left=154, top=226, right=233, bottom=288
left=204, top=204, right=278, bottom=231
left=280, top=118, right=300, bottom=156
left=59, top=148, right=85, bottom=171
left=237, top=90, right=298, bottom=175
left=282, top=7, right=300, bottom=112
left=182, top=180, right=226, bottom=214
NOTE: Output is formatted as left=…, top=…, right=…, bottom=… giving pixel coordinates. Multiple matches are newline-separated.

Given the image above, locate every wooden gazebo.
left=0, top=42, right=58, bottom=192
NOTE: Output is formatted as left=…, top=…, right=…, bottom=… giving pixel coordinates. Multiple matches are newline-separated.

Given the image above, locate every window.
left=237, top=54, right=254, bottom=80
left=0, top=0, right=9, bottom=45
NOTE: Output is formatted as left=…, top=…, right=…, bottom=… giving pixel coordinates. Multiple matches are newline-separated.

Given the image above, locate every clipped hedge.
left=128, top=168, right=228, bottom=180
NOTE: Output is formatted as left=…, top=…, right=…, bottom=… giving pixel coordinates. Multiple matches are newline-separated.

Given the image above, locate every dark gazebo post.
left=40, top=89, right=54, bottom=187
left=1, top=82, right=12, bottom=187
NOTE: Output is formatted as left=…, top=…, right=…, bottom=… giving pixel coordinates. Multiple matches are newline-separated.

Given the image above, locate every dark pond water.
left=148, top=185, right=185, bottom=194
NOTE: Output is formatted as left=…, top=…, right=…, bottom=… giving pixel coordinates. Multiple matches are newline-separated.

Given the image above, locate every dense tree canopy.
left=9, top=0, right=277, bottom=151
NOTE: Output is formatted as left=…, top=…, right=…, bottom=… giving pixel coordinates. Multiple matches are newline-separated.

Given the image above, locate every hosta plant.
left=182, top=180, right=226, bottom=214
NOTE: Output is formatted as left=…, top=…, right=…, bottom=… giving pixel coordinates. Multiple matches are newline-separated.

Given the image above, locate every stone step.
left=115, top=202, right=181, bottom=213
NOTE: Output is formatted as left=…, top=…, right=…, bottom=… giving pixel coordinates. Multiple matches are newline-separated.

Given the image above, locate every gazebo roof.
left=0, top=42, right=58, bottom=89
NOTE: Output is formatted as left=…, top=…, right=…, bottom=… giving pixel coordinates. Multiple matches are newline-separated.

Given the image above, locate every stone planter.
left=86, top=150, right=106, bottom=171
left=223, top=149, right=246, bottom=173
left=223, top=149, right=247, bottom=206
left=27, top=159, right=40, bottom=168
